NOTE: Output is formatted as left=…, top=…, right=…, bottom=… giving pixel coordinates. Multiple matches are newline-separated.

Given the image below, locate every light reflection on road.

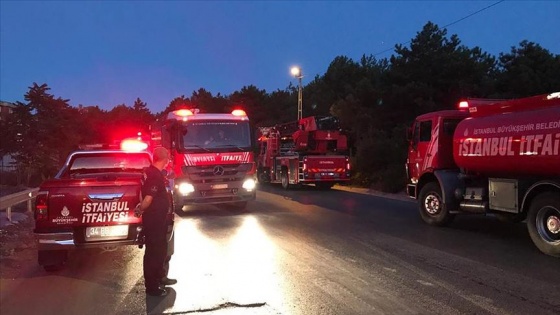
left=163, top=214, right=289, bottom=314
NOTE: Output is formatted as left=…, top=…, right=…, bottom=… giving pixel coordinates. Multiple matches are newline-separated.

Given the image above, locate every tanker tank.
left=453, top=101, right=560, bottom=177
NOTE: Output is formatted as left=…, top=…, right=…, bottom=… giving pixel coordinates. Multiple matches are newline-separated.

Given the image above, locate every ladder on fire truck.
left=268, top=129, right=280, bottom=157
left=298, top=159, right=305, bottom=182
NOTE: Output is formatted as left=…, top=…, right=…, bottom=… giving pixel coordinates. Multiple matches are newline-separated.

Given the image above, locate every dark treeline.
left=2, top=22, right=559, bottom=190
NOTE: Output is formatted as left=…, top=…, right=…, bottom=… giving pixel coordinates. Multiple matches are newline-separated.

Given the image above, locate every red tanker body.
left=453, top=97, right=560, bottom=177
left=406, top=92, right=560, bottom=257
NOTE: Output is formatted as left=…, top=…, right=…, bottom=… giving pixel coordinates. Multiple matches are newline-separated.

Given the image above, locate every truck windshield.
left=180, top=120, right=252, bottom=152
left=68, top=153, right=151, bottom=174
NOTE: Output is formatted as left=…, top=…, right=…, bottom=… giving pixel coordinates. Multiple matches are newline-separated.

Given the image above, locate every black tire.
left=316, top=182, right=334, bottom=190
left=281, top=169, right=290, bottom=190
left=494, top=212, right=526, bottom=223
left=418, top=182, right=454, bottom=226
left=526, top=192, right=560, bottom=257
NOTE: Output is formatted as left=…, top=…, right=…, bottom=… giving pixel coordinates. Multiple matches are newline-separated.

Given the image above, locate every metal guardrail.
left=0, top=188, right=39, bottom=222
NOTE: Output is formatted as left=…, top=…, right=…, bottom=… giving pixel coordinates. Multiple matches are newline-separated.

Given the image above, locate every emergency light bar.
left=231, top=109, right=247, bottom=116
left=175, top=109, right=194, bottom=117
left=457, top=98, right=508, bottom=109
left=120, top=139, right=148, bottom=152
left=168, top=108, right=248, bottom=121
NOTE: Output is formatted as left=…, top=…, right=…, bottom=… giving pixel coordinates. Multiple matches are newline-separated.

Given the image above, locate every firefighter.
left=135, top=146, right=177, bottom=297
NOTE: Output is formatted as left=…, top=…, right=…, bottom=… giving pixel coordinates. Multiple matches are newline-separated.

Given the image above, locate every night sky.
left=1, top=1, right=558, bottom=113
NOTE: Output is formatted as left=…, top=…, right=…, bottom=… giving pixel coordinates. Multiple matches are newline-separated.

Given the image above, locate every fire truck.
left=151, top=109, right=256, bottom=211
left=406, top=92, right=560, bottom=257
left=257, top=115, right=351, bottom=189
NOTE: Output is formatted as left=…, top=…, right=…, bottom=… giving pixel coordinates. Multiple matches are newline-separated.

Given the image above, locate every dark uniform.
left=141, top=165, right=169, bottom=292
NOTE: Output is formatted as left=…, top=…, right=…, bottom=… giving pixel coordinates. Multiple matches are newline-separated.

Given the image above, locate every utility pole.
left=290, top=66, right=303, bottom=121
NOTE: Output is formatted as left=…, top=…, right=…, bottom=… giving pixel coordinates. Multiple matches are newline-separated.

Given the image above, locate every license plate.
left=211, top=184, right=228, bottom=189
left=85, top=225, right=129, bottom=241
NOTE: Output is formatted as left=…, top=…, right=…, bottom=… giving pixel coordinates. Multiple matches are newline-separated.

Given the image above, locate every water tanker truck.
left=406, top=92, right=560, bottom=257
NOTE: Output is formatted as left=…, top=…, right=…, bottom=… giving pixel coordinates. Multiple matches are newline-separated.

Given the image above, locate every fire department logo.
left=213, top=166, right=224, bottom=176
left=61, top=206, right=70, bottom=217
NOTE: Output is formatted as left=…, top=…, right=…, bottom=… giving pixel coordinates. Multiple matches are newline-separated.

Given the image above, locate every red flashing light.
left=175, top=109, right=194, bottom=117
left=231, top=109, right=247, bottom=116
left=458, top=101, right=469, bottom=109
left=120, top=139, right=148, bottom=152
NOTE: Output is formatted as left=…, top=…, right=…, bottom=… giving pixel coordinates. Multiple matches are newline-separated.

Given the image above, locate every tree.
left=388, top=22, right=496, bottom=123
left=6, top=83, right=85, bottom=184
left=229, top=85, right=268, bottom=126
left=496, top=40, right=560, bottom=98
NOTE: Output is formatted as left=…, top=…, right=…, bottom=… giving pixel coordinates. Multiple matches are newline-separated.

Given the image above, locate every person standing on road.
left=136, top=146, right=177, bottom=297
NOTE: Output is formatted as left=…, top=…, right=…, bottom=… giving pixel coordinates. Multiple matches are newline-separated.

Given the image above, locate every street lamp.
left=290, top=66, right=303, bottom=121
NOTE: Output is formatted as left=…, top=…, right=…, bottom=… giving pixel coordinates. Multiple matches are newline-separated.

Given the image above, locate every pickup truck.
left=33, top=149, right=174, bottom=271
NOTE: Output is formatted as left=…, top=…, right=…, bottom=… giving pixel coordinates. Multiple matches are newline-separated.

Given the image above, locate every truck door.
left=407, top=119, right=433, bottom=182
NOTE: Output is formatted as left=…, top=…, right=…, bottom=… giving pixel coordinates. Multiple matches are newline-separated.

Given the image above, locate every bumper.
left=176, top=190, right=256, bottom=206
left=36, top=233, right=142, bottom=250
left=35, top=224, right=145, bottom=250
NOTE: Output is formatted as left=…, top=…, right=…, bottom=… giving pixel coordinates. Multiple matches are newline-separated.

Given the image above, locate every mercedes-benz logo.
left=213, top=166, right=224, bottom=176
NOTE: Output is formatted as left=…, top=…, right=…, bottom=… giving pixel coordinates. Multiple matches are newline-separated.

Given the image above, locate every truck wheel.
left=418, top=182, right=454, bottom=226
left=38, top=250, right=68, bottom=272
left=527, top=192, right=560, bottom=257
left=281, top=169, right=290, bottom=190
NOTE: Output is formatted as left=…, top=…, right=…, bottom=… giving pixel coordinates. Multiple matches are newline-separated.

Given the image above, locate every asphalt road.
left=1, top=185, right=559, bottom=315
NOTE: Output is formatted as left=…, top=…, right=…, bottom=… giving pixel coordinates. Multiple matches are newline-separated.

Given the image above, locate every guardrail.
left=0, top=188, right=39, bottom=222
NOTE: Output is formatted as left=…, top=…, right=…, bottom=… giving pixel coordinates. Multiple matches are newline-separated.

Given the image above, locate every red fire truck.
left=406, top=92, right=560, bottom=257
left=151, top=109, right=256, bottom=211
left=257, top=115, right=351, bottom=189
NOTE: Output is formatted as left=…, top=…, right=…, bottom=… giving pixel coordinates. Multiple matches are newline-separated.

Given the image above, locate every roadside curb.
left=334, top=185, right=414, bottom=203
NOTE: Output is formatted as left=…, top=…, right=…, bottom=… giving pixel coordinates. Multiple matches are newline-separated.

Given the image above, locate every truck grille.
left=182, top=164, right=251, bottom=183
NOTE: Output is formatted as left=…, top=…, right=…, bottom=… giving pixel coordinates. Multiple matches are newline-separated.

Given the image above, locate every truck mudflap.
left=433, top=169, right=464, bottom=213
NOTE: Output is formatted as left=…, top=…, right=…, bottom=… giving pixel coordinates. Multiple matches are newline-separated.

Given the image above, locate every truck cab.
left=153, top=109, right=257, bottom=211
left=406, top=110, right=468, bottom=199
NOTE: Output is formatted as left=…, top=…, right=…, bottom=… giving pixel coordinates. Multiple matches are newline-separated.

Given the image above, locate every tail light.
left=303, top=157, right=307, bottom=171
left=35, top=192, right=49, bottom=221
left=346, top=157, right=351, bottom=170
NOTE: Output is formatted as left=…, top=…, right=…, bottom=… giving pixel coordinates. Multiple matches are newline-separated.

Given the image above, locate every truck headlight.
left=177, top=183, right=195, bottom=195
left=242, top=179, right=256, bottom=191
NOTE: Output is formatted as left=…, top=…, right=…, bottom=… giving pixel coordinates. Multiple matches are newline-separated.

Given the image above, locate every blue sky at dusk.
left=1, top=1, right=559, bottom=113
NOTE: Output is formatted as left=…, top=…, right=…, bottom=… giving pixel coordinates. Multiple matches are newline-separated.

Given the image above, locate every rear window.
left=68, top=153, right=151, bottom=174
